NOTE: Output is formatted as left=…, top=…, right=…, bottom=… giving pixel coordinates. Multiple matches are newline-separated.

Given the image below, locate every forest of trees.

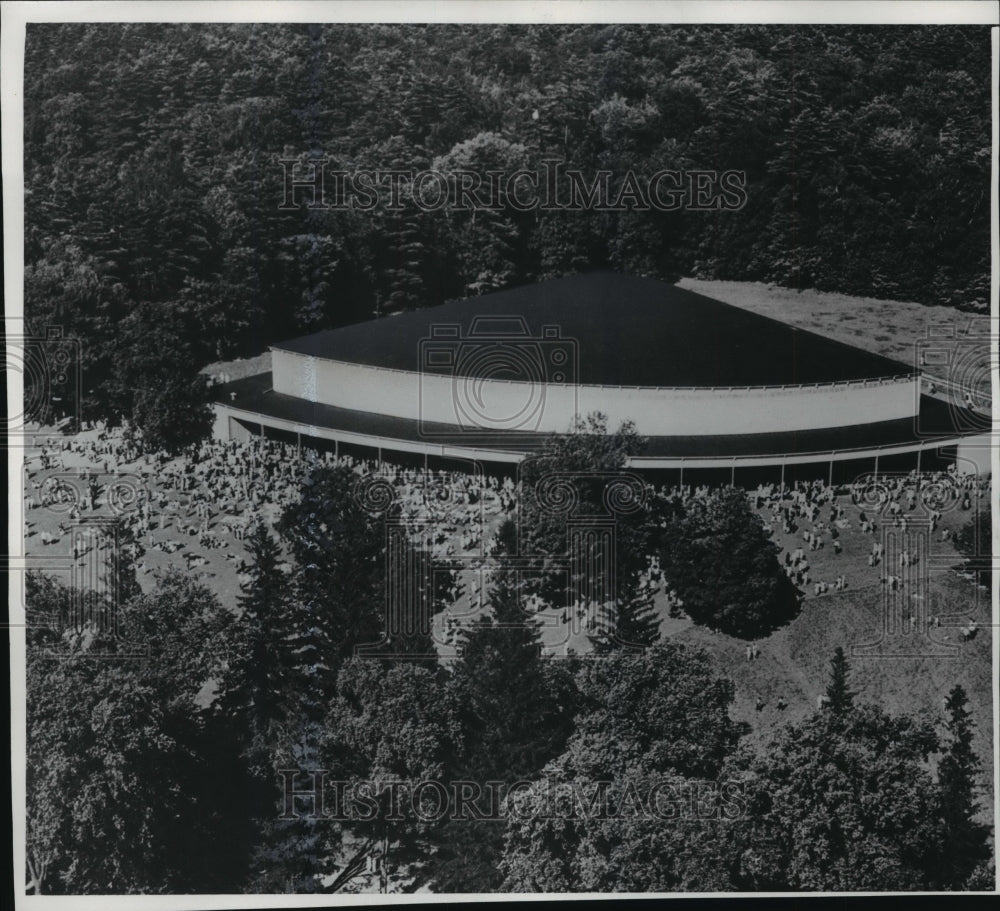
left=26, top=528, right=994, bottom=894
left=24, top=420, right=995, bottom=894
left=23, top=23, right=992, bottom=438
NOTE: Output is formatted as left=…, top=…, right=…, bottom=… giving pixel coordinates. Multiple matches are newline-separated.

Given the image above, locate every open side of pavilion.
left=211, top=371, right=991, bottom=483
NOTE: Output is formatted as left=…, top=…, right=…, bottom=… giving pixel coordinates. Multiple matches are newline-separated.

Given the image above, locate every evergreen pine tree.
left=451, top=570, right=572, bottom=781
left=431, top=570, right=577, bottom=891
left=936, top=685, right=991, bottom=889
left=825, top=646, right=856, bottom=714
left=217, top=522, right=298, bottom=758
left=214, top=522, right=333, bottom=892
left=604, top=584, right=661, bottom=651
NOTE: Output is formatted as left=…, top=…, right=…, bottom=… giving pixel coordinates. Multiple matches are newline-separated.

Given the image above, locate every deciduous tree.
left=659, top=486, right=798, bottom=638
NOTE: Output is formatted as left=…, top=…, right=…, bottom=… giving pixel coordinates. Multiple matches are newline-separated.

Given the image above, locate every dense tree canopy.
left=27, top=655, right=207, bottom=894
left=275, top=463, right=438, bottom=700
left=26, top=572, right=237, bottom=894
left=659, top=486, right=799, bottom=638
left=721, top=696, right=987, bottom=892
left=28, top=562, right=991, bottom=893
left=430, top=572, right=579, bottom=892
left=567, top=641, right=746, bottom=782
left=321, top=658, right=461, bottom=890
left=499, top=641, right=746, bottom=891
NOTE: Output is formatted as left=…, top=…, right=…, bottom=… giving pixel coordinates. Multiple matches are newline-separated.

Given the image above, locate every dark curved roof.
left=273, top=272, right=915, bottom=388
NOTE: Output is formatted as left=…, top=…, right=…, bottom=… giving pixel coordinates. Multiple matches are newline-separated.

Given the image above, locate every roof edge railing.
left=269, top=348, right=918, bottom=394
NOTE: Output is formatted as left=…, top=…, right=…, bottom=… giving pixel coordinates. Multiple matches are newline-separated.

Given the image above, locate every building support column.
left=828, top=457, right=834, bottom=488
left=874, top=453, right=879, bottom=481
left=916, top=447, right=922, bottom=474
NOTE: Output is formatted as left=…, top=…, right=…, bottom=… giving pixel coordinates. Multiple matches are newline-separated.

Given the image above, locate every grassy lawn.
left=678, top=277, right=990, bottom=381
left=672, top=572, right=994, bottom=824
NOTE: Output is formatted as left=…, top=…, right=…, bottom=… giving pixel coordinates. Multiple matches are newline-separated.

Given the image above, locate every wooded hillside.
left=23, top=24, right=992, bottom=424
